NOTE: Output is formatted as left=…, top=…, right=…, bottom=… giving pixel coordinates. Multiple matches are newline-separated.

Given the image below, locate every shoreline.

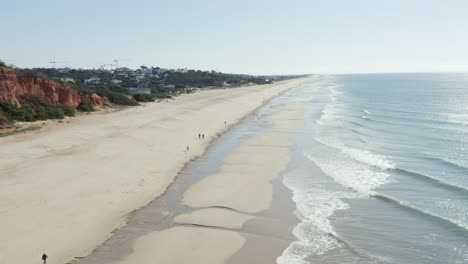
left=97, top=94, right=308, bottom=264
left=0, top=77, right=309, bottom=264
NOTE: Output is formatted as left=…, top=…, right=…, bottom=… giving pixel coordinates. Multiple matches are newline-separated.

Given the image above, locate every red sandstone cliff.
left=0, top=68, right=107, bottom=108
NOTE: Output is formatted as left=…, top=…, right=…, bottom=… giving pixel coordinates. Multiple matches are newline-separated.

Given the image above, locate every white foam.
left=305, top=151, right=390, bottom=194
left=278, top=77, right=392, bottom=263
left=313, top=132, right=396, bottom=171
left=315, top=84, right=348, bottom=127
left=278, top=173, right=358, bottom=263
left=277, top=148, right=391, bottom=263
left=342, top=148, right=396, bottom=170
left=436, top=113, right=468, bottom=126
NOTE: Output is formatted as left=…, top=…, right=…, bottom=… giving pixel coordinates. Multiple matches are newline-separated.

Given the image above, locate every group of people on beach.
left=188, top=120, right=230, bottom=151
left=186, top=132, right=206, bottom=152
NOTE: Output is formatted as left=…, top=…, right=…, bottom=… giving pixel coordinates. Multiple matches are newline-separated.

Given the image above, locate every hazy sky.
left=2, top=0, right=467, bottom=74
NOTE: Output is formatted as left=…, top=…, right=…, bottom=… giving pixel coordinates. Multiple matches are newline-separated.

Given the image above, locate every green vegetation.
left=0, top=110, right=13, bottom=128
left=164, top=70, right=272, bottom=87
left=0, top=60, right=7, bottom=68
left=77, top=100, right=94, bottom=112
left=0, top=101, right=36, bottom=121
left=0, top=65, right=305, bottom=128
left=132, top=93, right=155, bottom=102
left=23, top=67, right=305, bottom=109
left=26, top=67, right=296, bottom=106
left=0, top=96, right=75, bottom=122
left=82, top=85, right=137, bottom=106
left=107, top=92, right=138, bottom=106
left=59, top=104, right=76, bottom=116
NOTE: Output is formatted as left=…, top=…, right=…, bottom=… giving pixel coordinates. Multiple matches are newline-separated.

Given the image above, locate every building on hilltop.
left=60, top=77, right=76, bottom=83
left=84, top=77, right=100, bottom=84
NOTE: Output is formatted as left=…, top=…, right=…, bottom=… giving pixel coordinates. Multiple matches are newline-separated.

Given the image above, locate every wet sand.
left=72, top=96, right=308, bottom=263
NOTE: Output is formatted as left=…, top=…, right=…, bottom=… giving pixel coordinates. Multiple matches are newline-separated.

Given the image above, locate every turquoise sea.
left=279, top=73, right=468, bottom=264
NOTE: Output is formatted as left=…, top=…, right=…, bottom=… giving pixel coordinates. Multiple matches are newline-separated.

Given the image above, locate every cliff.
left=0, top=68, right=107, bottom=108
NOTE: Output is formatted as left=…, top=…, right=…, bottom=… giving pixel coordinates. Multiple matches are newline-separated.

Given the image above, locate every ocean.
left=278, top=73, right=468, bottom=264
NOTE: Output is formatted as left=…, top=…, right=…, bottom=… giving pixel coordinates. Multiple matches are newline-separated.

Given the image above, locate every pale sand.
left=183, top=103, right=307, bottom=213
left=174, top=208, right=254, bottom=229
left=118, top=102, right=306, bottom=264
left=183, top=133, right=291, bottom=213
left=116, top=226, right=245, bottom=264
left=0, top=78, right=307, bottom=264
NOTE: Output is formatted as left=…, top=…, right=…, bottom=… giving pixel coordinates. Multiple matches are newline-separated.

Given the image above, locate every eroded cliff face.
left=0, top=68, right=107, bottom=108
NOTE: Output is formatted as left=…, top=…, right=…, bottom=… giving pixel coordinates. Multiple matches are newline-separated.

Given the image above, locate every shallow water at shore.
left=278, top=74, right=468, bottom=264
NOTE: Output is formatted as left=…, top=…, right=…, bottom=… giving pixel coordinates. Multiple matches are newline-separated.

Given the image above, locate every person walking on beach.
left=202, top=134, right=204, bottom=139
left=42, top=253, right=48, bottom=264
left=187, top=145, right=189, bottom=151
left=198, top=133, right=201, bottom=139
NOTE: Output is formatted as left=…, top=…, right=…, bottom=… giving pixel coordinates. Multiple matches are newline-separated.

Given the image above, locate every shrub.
left=108, top=92, right=138, bottom=106
left=77, top=100, right=94, bottom=112
left=35, top=111, right=48, bottom=120
left=0, top=96, right=76, bottom=122
left=20, top=105, right=36, bottom=121
left=44, top=106, right=65, bottom=119
left=132, top=93, right=155, bottom=102
left=22, top=95, right=71, bottom=120
left=58, top=105, right=75, bottom=116
left=0, top=110, right=13, bottom=128
left=0, top=101, right=36, bottom=121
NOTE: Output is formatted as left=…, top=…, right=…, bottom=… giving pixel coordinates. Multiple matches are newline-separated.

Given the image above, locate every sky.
left=1, top=0, right=468, bottom=75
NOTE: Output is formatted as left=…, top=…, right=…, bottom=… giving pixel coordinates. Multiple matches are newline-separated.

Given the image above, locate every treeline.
left=7, top=63, right=306, bottom=110
left=25, top=67, right=288, bottom=107
left=164, top=70, right=272, bottom=88
left=0, top=60, right=306, bottom=127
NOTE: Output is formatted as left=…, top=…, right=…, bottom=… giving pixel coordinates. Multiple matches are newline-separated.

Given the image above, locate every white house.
left=84, top=77, right=100, bottom=84
left=60, top=77, right=75, bottom=83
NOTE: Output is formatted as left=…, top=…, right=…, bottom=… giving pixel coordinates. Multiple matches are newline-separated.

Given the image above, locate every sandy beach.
left=0, top=78, right=307, bottom=264
left=111, top=101, right=307, bottom=264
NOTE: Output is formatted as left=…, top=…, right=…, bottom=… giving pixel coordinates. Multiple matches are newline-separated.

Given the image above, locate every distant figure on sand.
left=198, top=133, right=201, bottom=139
left=187, top=145, right=189, bottom=151
left=224, top=121, right=226, bottom=125
left=42, top=253, right=48, bottom=264
left=202, top=134, right=204, bottom=139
